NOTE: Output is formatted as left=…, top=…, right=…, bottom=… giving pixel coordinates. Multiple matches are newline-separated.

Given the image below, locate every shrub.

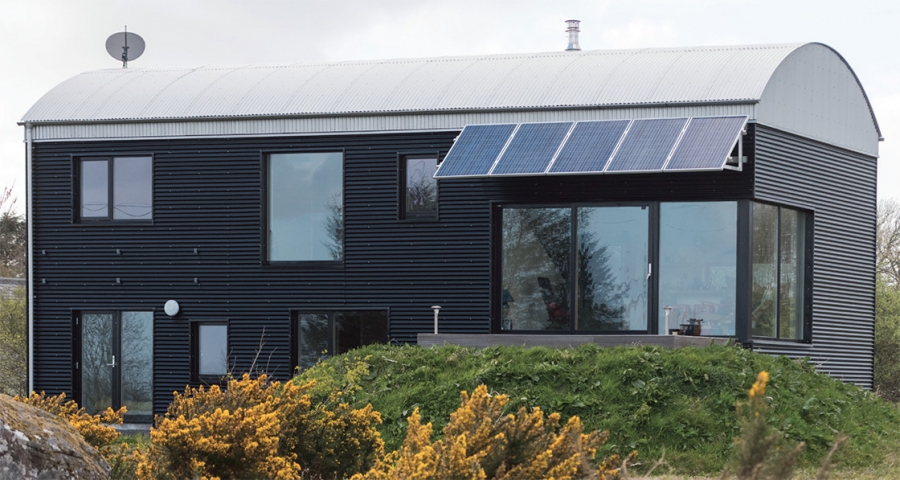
left=15, top=390, right=125, bottom=449
left=137, top=373, right=384, bottom=480
left=352, top=384, right=634, bottom=480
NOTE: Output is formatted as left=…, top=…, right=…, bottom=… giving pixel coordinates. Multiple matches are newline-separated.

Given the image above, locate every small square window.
left=402, top=157, right=438, bottom=219
left=78, top=157, right=153, bottom=221
left=191, top=322, right=228, bottom=381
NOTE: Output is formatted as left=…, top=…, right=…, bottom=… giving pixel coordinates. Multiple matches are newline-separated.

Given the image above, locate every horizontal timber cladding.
left=30, top=130, right=754, bottom=416
left=752, top=124, right=878, bottom=388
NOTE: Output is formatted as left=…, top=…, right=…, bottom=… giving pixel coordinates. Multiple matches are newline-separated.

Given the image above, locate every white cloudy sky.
left=1, top=0, right=898, bottom=213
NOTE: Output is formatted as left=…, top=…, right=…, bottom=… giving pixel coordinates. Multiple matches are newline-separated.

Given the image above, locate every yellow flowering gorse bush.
left=353, top=384, right=634, bottom=480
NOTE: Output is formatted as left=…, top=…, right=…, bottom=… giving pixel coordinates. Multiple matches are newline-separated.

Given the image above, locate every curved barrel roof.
left=21, top=42, right=880, bottom=156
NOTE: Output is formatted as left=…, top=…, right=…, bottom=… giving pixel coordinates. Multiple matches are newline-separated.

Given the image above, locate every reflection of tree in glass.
left=577, top=224, right=629, bottom=331
left=751, top=204, right=778, bottom=336
left=299, top=314, right=329, bottom=369
left=406, top=159, right=437, bottom=214
left=120, top=312, right=153, bottom=415
left=324, top=194, right=344, bottom=260
left=81, top=313, right=113, bottom=414
left=501, top=208, right=571, bottom=330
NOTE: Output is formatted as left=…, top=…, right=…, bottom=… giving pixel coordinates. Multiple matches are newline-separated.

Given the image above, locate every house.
left=21, top=42, right=879, bottom=422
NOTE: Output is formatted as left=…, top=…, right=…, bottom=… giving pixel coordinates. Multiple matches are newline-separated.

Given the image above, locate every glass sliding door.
left=576, top=206, right=649, bottom=331
left=501, top=207, right=572, bottom=330
left=80, top=311, right=153, bottom=422
left=658, top=202, right=737, bottom=336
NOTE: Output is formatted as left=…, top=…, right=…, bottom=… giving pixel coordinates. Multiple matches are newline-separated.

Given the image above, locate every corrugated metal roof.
left=22, top=44, right=802, bottom=123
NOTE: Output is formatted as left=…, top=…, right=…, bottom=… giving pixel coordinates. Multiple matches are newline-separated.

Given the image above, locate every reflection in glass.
left=121, top=312, right=153, bottom=417
left=658, top=202, right=737, bottom=335
left=577, top=207, right=648, bottom=331
left=82, top=313, right=113, bottom=414
left=299, top=313, right=329, bottom=369
left=198, top=325, right=228, bottom=376
left=269, top=152, right=343, bottom=261
left=406, top=158, right=438, bottom=216
left=779, top=209, right=805, bottom=339
left=751, top=203, right=778, bottom=337
left=113, top=157, right=152, bottom=220
left=81, top=160, right=109, bottom=218
left=501, top=207, right=571, bottom=330
left=336, top=311, right=388, bottom=355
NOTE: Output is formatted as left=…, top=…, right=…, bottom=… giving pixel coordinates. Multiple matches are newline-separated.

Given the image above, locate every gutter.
left=25, top=123, right=33, bottom=394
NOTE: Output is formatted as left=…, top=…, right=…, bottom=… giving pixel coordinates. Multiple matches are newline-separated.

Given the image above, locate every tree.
left=875, top=199, right=900, bottom=400
left=877, top=199, right=900, bottom=287
left=0, top=186, right=26, bottom=278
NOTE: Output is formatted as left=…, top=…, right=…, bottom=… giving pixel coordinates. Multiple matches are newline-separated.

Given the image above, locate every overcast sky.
left=1, top=0, right=897, bottom=213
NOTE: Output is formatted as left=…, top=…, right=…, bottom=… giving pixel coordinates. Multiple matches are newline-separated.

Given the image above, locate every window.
left=658, top=202, right=737, bottom=336
left=751, top=203, right=808, bottom=340
left=402, top=157, right=438, bottom=218
left=295, top=311, right=388, bottom=369
left=79, top=157, right=152, bottom=220
left=268, top=152, right=343, bottom=262
left=500, top=205, right=650, bottom=332
left=191, top=322, right=228, bottom=381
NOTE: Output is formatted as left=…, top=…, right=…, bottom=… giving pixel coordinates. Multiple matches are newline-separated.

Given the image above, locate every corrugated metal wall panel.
left=31, top=130, right=755, bottom=415
left=31, top=105, right=757, bottom=141
left=751, top=124, right=877, bottom=388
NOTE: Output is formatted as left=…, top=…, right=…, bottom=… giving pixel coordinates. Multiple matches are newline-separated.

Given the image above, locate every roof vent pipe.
left=565, top=20, right=581, bottom=51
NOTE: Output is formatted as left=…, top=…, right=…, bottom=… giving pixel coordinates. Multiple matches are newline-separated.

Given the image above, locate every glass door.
left=79, top=311, right=153, bottom=422
left=576, top=206, right=650, bottom=331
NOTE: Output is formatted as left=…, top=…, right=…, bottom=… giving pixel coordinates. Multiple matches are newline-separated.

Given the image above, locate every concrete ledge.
left=417, top=333, right=732, bottom=349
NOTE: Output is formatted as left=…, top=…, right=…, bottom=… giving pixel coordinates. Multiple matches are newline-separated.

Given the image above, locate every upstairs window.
left=751, top=203, right=808, bottom=340
left=402, top=157, right=438, bottom=219
left=79, top=157, right=153, bottom=221
left=268, top=152, right=343, bottom=262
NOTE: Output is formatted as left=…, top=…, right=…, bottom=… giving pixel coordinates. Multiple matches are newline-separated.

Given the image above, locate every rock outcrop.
left=0, top=393, right=109, bottom=479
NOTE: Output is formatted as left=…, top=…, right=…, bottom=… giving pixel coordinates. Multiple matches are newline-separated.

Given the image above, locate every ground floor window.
left=497, top=200, right=809, bottom=340
left=191, top=322, right=228, bottom=381
left=76, top=311, right=153, bottom=422
left=294, top=310, right=389, bottom=369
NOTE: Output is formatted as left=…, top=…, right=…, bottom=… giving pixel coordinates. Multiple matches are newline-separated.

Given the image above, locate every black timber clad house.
left=21, top=43, right=880, bottom=421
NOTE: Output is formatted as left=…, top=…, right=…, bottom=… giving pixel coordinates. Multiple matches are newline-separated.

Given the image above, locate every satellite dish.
left=106, top=27, right=145, bottom=68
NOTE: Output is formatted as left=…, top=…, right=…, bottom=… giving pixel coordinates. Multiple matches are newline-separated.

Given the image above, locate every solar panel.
left=434, top=124, right=516, bottom=177
left=605, top=118, right=688, bottom=173
left=664, top=116, right=747, bottom=171
left=548, top=120, right=630, bottom=174
left=490, top=123, right=573, bottom=175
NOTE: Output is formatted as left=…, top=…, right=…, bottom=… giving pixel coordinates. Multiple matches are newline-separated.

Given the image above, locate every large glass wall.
left=658, top=202, right=737, bottom=335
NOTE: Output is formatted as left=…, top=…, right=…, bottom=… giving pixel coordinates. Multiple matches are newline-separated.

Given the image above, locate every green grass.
left=293, top=343, right=900, bottom=475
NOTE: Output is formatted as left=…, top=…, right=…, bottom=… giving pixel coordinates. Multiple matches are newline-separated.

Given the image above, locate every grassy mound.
left=293, top=343, right=900, bottom=474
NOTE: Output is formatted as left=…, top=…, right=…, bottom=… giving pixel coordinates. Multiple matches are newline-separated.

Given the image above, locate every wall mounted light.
left=164, top=299, right=180, bottom=317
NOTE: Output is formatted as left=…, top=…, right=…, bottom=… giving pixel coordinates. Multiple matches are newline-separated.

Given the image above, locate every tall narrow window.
left=403, top=157, right=438, bottom=218
left=751, top=203, right=807, bottom=340
left=78, top=157, right=152, bottom=221
left=268, top=152, right=343, bottom=262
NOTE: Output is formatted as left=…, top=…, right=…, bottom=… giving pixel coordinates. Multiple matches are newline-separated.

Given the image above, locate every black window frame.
left=290, top=309, right=390, bottom=370
left=74, top=155, right=154, bottom=223
left=262, top=149, right=346, bottom=267
left=399, top=152, right=440, bottom=221
left=747, top=201, right=814, bottom=343
left=190, top=320, right=230, bottom=384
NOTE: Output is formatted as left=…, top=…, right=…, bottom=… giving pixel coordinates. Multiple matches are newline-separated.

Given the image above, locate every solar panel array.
left=434, top=116, right=747, bottom=178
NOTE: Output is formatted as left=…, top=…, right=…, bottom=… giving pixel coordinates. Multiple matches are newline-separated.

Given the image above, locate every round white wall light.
left=164, top=299, right=180, bottom=317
